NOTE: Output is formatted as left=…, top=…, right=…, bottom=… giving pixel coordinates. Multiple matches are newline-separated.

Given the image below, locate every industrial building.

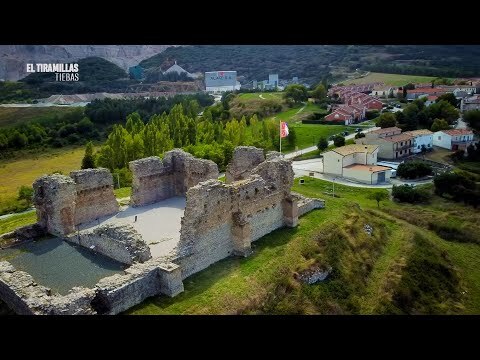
left=205, top=71, right=241, bottom=93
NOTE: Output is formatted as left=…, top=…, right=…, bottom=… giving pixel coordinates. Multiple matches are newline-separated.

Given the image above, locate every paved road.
left=0, top=208, right=35, bottom=220
left=284, top=126, right=380, bottom=160
left=455, top=117, right=468, bottom=129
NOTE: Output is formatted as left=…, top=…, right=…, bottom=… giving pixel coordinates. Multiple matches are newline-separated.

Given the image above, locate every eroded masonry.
left=0, top=147, right=324, bottom=315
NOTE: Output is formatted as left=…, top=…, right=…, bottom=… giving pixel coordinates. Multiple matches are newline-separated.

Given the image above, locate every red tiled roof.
left=441, top=129, right=474, bottom=136
left=343, top=164, right=391, bottom=173
left=382, top=134, right=414, bottom=143
left=371, top=127, right=402, bottom=134
left=427, top=95, right=438, bottom=101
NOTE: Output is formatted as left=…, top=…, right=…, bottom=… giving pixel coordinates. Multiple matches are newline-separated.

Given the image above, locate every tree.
left=367, top=190, right=389, bottom=208
left=81, top=141, right=96, bottom=169
left=333, top=135, right=345, bottom=147
left=284, top=84, right=309, bottom=104
left=376, top=113, right=397, bottom=128
left=436, top=93, right=459, bottom=107
left=396, top=161, right=432, bottom=179
left=430, top=118, right=450, bottom=132
left=311, top=84, right=327, bottom=102
left=17, top=185, right=34, bottom=206
left=392, top=184, right=430, bottom=203
left=288, top=127, right=297, bottom=147
left=401, top=103, right=420, bottom=131
left=317, top=137, right=328, bottom=151
left=464, top=110, right=480, bottom=131
left=76, top=117, right=94, bottom=134
left=425, top=100, right=459, bottom=125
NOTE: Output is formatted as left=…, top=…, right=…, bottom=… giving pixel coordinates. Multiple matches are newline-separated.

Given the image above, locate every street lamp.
left=332, top=178, right=335, bottom=198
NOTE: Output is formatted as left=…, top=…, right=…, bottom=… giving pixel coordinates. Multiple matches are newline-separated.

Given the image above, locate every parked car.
left=355, top=128, right=362, bottom=132
left=342, top=131, right=349, bottom=136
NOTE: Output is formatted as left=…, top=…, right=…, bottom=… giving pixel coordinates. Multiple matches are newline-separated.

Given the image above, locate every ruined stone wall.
left=225, top=146, right=265, bottom=183
left=66, top=224, right=151, bottom=265
left=296, top=196, right=325, bottom=217
left=93, top=259, right=183, bottom=315
left=0, top=261, right=95, bottom=315
left=129, top=149, right=219, bottom=207
left=0, top=258, right=183, bottom=315
left=33, top=175, right=76, bottom=237
left=177, top=155, right=299, bottom=279
left=129, top=157, right=175, bottom=207
left=70, top=168, right=119, bottom=225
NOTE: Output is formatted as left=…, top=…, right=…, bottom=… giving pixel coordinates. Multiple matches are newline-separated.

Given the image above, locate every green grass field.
left=344, top=72, right=438, bottom=87
left=0, top=107, right=81, bottom=128
left=0, top=211, right=37, bottom=238
left=0, top=146, right=89, bottom=215
left=127, top=178, right=480, bottom=315
left=281, top=124, right=356, bottom=152
left=238, top=92, right=283, bottom=100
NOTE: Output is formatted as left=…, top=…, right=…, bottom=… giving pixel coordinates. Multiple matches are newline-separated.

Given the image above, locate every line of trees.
left=93, top=103, right=291, bottom=174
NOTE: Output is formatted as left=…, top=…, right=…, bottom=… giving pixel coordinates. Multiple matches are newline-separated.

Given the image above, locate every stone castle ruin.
left=0, top=147, right=324, bottom=315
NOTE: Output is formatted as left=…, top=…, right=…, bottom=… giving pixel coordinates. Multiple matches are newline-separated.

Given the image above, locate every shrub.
left=333, top=135, right=345, bottom=147
left=354, top=132, right=365, bottom=139
left=396, top=161, right=433, bottom=179
left=365, top=110, right=380, bottom=120
left=17, top=185, right=34, bottom=206
left=317, top=137, right=328, bottom=151
left=392, top=184, right=431, bottom=203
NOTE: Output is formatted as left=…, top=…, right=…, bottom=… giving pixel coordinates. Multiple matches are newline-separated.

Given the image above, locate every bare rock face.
left=33, top=174, right=76, bottom=237
left=225, top=146, right=265, bottom=183
left=0, top=45, right=173, bottom=81
left=70, top=168, right=119, bottom=225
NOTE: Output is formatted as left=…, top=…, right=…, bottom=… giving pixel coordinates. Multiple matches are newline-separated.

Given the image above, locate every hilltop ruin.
left=0, top=147, right=324, bottom=315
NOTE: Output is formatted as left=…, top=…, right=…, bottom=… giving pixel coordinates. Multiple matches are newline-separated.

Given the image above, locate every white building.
left=205, top=71, right=240, bottom=93
left=322, top=144, right=391, bottom=184
left=163, top=61, right=195, bottom=78
left=433, top=129, right=475, bottom=151
left=403, top=129, right=433, bottom=153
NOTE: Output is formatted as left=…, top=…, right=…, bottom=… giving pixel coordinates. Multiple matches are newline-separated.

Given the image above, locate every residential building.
left=433, top=129, right=475, bottom=151
left=370, top=85, right=394, bottom=98
left=324, top=104, right=366, bottom=124
left=357, top=127, right=414, bottom=159
left=405, top=87, right=449, bottom=101
left=404, top=129, right=433, bottom=153
left=322, top=144, right=391, bottom=184
left=461, top=95, right=480, bottom=112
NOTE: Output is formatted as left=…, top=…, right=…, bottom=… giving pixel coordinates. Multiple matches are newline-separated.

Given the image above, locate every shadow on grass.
left=126, top=225, right=300, bottom=313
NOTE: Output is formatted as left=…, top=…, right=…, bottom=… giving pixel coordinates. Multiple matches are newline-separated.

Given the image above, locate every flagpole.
left=279, top=119, right=282, bottom=154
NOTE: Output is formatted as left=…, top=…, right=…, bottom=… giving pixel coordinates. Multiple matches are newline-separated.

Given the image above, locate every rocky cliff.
left=0, top=45, right=174, bottom=81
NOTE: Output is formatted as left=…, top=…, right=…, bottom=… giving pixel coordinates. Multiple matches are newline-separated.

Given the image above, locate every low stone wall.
left=0, top=257, right=184, bottom=315
left=66, top=223, right=151, bottom=265
left=93, top=259, right=183, bottom=315
left=0, top=223, right=46, bottom=248
left=296, top=196, right=325, bottom=217
left=0, top=261, right=96, bottom=315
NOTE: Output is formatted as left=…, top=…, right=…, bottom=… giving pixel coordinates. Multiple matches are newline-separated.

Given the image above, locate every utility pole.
left=279, top=118, right=282, bottom=154
left=116, top=173, right=120, bottom=189
left=332, top=178, right=335, bottom=198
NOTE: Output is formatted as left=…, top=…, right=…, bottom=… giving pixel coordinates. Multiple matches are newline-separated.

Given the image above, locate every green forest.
left=140, top=45, right=480, bottom=84
left=0, top=93, right=214, bottom=158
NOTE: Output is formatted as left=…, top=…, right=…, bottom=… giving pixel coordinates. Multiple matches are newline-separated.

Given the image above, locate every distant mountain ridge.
left=140, top=45, right=480, bottom=84
left=0, top=45, right=174, bottom=81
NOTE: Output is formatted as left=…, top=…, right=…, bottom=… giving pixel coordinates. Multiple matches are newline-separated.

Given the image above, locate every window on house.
left=400, top=150, right=403, bottom=154
left=401, top=142, right=403, bottom=146
left=438, top=136, right=441, bottom=140
left=418, top=145, right=420, bottom=149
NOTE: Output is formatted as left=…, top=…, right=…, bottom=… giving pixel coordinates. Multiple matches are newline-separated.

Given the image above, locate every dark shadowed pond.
left=0, top=237, right=126, bottom=295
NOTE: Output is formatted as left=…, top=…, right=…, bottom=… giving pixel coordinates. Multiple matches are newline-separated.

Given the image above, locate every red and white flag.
left=280, top=122, right=289, bottom=138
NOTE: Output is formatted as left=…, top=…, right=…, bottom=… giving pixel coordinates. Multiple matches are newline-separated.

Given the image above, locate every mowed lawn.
left=344, top=72, right=438, bottom=87
left=281, top=123, right=356, bottom=152
left=0, top=107, right=80, bottom=128
left=0, top=147, right=88, bottom=211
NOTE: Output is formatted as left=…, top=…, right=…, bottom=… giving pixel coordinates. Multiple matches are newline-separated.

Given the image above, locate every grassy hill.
left=343, top=72, right=438, bottom=87
left=126, top=178, right=479, bottom=315
left=140, top=45, right=480, bottom=85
